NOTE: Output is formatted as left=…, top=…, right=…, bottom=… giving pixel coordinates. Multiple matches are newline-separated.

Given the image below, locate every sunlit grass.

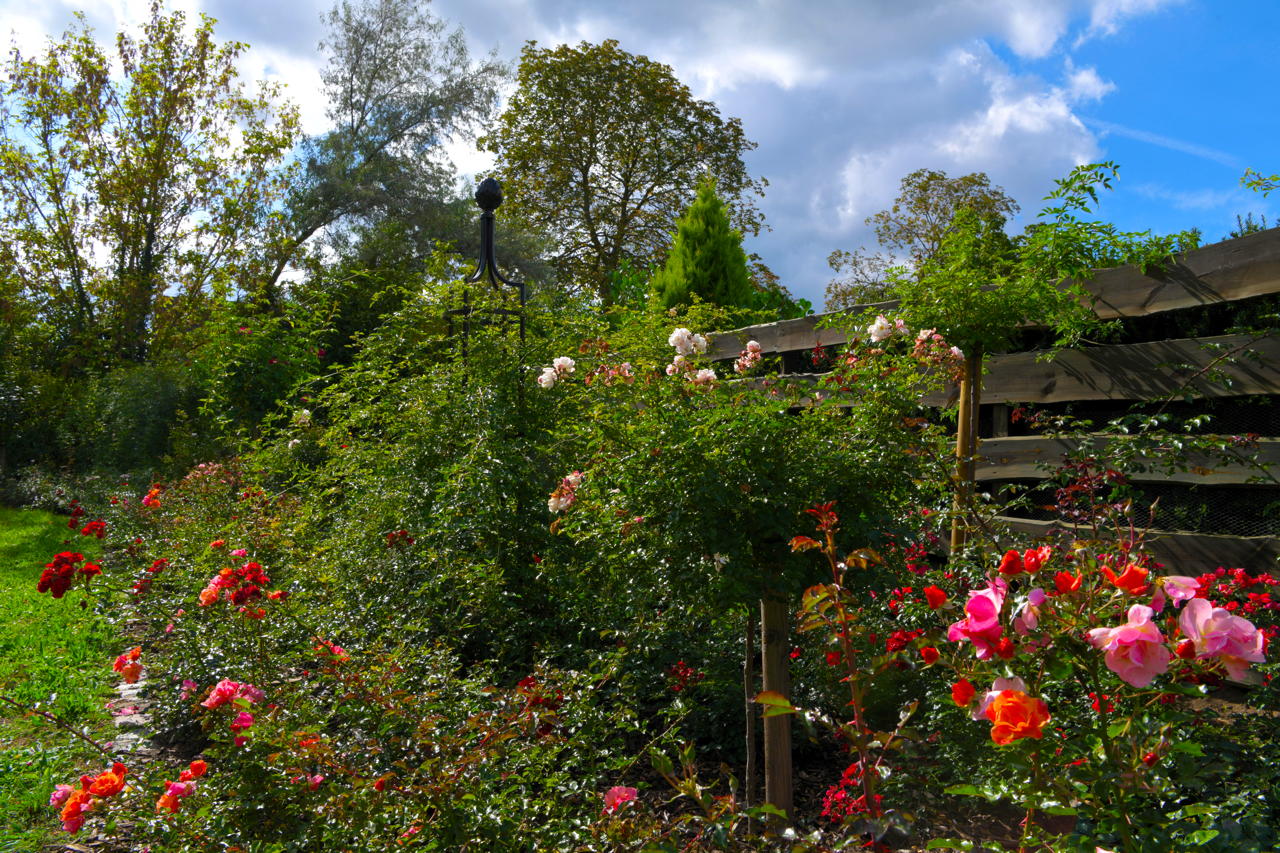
left=0, top=507, right=117, bottom=846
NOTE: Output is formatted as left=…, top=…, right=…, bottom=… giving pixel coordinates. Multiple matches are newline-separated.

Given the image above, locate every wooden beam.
left=921, top=334, right=1280, bottom=406
left=710, top=229, right=1280, bottom=359
left=1088, top=226, right=1280, bottom=320
left=976, top=436, right=1280, bottom=485
left=994, top=516, right=1280, bottom=573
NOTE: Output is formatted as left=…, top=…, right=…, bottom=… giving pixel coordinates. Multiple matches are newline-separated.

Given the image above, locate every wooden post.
left=743, top=607, right=758, bottom=810
left=759, top=595, right=793, bottom=820
left=950, top=351, right=983, bottom=554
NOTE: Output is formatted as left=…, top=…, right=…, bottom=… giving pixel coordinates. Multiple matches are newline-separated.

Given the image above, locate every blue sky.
left=4, top=0, right=1277, bottom=308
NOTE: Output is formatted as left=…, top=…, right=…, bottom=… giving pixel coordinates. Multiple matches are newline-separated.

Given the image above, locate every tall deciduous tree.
left=0, top=2, right=300, bottom=368
left=481, top=39, right=766, bottom=303
left=825, top=168, right=1018, bottom=310
left=653, top=177, right=753, bottom=309
left=271, top=0, right=507, bottom=295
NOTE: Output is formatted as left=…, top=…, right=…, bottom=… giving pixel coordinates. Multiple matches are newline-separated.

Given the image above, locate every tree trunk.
left=759, top=595, right=793, bottom=820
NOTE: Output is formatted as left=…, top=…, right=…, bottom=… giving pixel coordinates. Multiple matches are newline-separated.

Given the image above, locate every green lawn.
left=0, top=507, right=117, bottom=848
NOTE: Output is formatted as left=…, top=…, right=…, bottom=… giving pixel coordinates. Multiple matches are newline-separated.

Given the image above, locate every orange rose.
left=1102, top=563, right=1149, bottom=595
left=61, top=788, right=92, bottom=821
left=988, top=690, right=1050, bottom=745
left=87, top=763, right=127, bottom=798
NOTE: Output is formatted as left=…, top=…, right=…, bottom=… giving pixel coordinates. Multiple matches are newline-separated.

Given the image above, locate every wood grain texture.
left=975, top=436, right=1280, bottom=485
left=994, top=516, right=1280, bottom=573
left=920, top=334, right=1280, bottom=405
left=711, top=229, right=1280, bottom=358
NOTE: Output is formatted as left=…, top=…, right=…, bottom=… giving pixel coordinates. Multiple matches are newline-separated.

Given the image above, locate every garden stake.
left=743, top=606, right=758, bottom=814
left=759, top=594, right=793, bottom=821
left=950, top=348, right=983, bottom=554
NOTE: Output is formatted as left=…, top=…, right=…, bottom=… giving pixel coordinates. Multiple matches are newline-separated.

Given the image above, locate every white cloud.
left=1084, top=0, right=1183, bottom=40
left=1086, top=118, right=1241, bottom=168
left=0, top=0, right=1181, bottom=306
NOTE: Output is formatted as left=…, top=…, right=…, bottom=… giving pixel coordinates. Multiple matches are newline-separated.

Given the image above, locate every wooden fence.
left=711, top=228, right=1280, bottom=571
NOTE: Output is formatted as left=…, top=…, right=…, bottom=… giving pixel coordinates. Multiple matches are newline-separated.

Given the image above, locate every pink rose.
left=1013, top=588, right=1046, bottom=635
left=1087, top=604, right=1172, bottom=687
left=947, top=578, right=1008, bottom=659
left=603, top=785, right=638, bottom=814
left=1152, top=575, right=1200, bottom=612
left=1178, top=598, right=1266, bottom=680
left=49, top=784, right=73, bottom=808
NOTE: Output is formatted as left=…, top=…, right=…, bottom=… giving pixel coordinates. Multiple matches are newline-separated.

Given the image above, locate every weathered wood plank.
left=708, top=303, right=894, bottom=361
left=1088, top=226, right=1280, bottom=320
left=920, top=334, right=1280, bottom=405
left=976, top=436, right=1280, bottom=485
left=710, top=229, right=1280, bottom=359
left=994, top=516, right=1280, bottom=573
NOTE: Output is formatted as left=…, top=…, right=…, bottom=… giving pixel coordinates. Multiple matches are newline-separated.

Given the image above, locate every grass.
left=0, top=507, right=118, bottom=849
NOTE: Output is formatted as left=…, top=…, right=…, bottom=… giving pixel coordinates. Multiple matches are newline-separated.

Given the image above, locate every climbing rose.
left=951, top=678, right=975, bottom=706
left=866, top=315, right=894, bottom=343
left=919, top=646, right=940, bottom=664
left=971, top=676, right=1026, bottom=721
left=1178, top=598, right=1266, bottom=679
left=603, top=785, right=638, bottom=814
left=923, top=585, right=947, bottom=609
left=536, top=366, right=558, bottom=388
left=689, top=367, right=716, bottom=386
left=1087, top=604, right=1172, bottom=687
left=668, top=328, right=707, bottom=355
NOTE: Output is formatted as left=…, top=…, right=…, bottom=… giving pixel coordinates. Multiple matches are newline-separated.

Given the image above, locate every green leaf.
left=1106, top=719, right=1130, bottom=738
left=926, top=840, right=971, bottom=850
left=754, top=690, right=797, bottom=717
left=1189, top=829, right=1220, bottom=845
left=943, top=784, right=984, bottom=797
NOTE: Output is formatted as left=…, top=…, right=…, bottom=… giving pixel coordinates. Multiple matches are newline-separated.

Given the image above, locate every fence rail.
left=709, top=227, right=1280, bottom=360
left=710, top=229, right=1280, bottom=572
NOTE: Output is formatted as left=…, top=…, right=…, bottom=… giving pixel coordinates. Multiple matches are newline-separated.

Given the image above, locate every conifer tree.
left=653, top=177, right=754, bottom=309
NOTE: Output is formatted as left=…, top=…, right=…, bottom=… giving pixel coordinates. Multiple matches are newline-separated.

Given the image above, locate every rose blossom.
left=866, top=315, right=894, bottom=343
left=1087, top=604, right=1172, bottom=687
left=1178, top=598, right=1266, bottom=680
left=947, top=578, right=1008, bottom=659
left=603, top=785, right=638, bottom=814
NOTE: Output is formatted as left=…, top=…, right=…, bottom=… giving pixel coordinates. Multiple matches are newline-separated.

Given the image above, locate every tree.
left=269, top=0, right=507, bottom=297
left=825, top=168, right=1018, bottom=310
left=481, top=40, right=766, bottom=303
left=652, top=177, right=753, bottom=309
left=0, top=2, right=299, bottom=368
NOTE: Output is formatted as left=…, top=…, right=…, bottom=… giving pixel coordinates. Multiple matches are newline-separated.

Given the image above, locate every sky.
left=5, top=0, right=1279, bottom=308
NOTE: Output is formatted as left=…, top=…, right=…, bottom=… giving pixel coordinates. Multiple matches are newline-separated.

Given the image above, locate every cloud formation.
left=1, top=0, right=1184, bottom=306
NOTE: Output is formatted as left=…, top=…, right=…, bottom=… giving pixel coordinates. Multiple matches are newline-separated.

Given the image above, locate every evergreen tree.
left=653, top=177, right=754, bottom=309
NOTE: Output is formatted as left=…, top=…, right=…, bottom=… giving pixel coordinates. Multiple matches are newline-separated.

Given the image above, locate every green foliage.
left=482, top=39, right=765, bottom=301
left=892, top=162, right=1200, bottom=356
left=826, top=168, right=1019, bottom=310
left=0, top=1, right=300, bottom=369
left=653, top=177, right=754, bottom=310
left=0, top=508, right=115, bottom=850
